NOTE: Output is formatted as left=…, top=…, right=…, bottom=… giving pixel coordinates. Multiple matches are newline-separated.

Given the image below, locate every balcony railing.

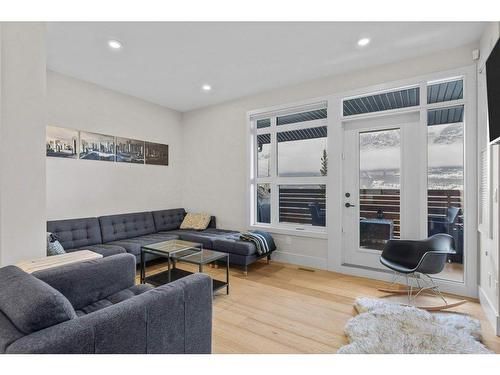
left=279, top=186, right=326, bottom=225
left=278, top=187, right=462, bottom=230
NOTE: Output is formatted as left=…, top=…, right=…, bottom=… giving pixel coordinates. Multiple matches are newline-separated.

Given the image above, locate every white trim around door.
left=327, top=65, right=478, bottom=298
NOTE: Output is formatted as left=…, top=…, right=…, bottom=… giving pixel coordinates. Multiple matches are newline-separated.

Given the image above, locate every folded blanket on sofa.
left=239, top=230, right=276, bottom=256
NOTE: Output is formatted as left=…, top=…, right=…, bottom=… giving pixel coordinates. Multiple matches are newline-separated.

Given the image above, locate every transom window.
left=343, top=86, right=420, bottom=116
left=251, top=104, right=328, bottom=230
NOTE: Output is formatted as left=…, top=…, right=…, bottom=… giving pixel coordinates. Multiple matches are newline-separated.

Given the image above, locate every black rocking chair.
left=379, top=233, right=464, bottom=310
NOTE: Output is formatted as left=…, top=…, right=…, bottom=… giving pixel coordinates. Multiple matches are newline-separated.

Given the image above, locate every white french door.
left=342, top=113, right=422, bottom=270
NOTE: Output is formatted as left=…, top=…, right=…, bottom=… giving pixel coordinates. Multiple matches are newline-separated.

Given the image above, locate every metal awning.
left=257, top=126, right=328, bottom=146
left=427, top=79, right=463, bottom=104
left=343, top=87, right=420, bottom=116
left=277, top=108, right=327, bottom=126
left=428, top=105, right=464, bottom=126
left=277, top=126, right=327, bottom=142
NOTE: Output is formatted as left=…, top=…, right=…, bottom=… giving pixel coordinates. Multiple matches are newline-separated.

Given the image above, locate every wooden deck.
left=138, top=259, right=499, bottom=354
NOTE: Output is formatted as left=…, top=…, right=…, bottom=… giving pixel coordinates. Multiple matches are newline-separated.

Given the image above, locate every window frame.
left=249, top=101, right=328, bottom=237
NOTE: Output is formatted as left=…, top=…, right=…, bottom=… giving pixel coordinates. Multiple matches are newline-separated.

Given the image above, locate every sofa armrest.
left=120, top=273, right=212, bottom=354
left=7, top=273, right=213, bottom=354
left=33, top=253, right=136, bottom=310
left=6, top=319, right=94, bottom=354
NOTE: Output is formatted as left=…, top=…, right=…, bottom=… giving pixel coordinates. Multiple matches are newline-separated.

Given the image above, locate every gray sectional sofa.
left=0, top=253, right=212, bottom=354
left=47, top=208, right=272, bottom=272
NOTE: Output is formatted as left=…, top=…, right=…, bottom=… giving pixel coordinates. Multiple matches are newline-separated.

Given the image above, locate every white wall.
left=477, top=22, right=500, bottom=334
left=46, top=71, right=183, bottom=220
left=181, top=43, right=477, bottom=269
left=0, top=23, right=47, bottom=265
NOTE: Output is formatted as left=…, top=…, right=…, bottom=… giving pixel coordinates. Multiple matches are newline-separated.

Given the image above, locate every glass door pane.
left=427, top=106, right=464, bottom=282
left=359, top=129, right=401, bottom=250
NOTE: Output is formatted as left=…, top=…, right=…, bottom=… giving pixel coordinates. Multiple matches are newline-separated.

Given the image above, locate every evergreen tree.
left=320, top=149, right=328, bottom=176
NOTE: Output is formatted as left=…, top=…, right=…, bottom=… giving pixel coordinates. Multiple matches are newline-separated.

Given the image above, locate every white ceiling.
left=47, top=22, right=485, bottom=112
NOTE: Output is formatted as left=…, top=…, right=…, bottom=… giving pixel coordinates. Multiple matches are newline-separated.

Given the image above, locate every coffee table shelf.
left=145, top=268, right=228, bottom=293
left=140, top=239, right=229, bottom=295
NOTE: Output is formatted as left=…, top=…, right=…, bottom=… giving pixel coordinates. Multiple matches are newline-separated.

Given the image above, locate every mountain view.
left=360, top=123, right=463, bottom=190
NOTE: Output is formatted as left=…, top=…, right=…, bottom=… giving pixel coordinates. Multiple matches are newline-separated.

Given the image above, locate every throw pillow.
left=46, top=232, right=66, bottom=256
left=180, top=213, right=211, bottom=230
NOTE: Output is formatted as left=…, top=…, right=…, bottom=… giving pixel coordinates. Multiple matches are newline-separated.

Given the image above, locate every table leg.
left=168, top=256, right=172, bottom=283
left=226, top=254, right=229, bottom=295
left=199, top=263, right=203, bottom=273
left=140, top=249, right=145, bottom=284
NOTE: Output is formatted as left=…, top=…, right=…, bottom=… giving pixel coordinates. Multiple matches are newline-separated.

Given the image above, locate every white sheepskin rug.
left=338, top=297, right=492, bottom=354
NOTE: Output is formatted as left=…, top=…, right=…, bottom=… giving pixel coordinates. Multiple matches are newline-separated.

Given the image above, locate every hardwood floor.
left=138, top=259, right=500, bottom=354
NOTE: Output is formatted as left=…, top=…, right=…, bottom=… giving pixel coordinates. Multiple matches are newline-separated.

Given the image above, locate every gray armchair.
left=0, top=253, right=212, bottom=354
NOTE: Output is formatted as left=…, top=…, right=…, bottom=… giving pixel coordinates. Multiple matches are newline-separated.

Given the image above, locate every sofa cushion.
left=164, top=228, right=240, bottom=249
left=180, top=213, right=211, bottom=230
left=0, top=265, right=76, bottom=334
left=170, top=232, right=215, bottom=249
left=108, top=233, right=179, bottom=256
left=201, top=228, right=240, bottom=236
left=212, top=236, right=257, bottom=256
left=152, top=208, right=186, bottom=231
left=99, top=212, right=156, bottom=243
left=70, top=244, right=127, bottom=258
left=47, top=217, right=103, bottom=250
left=75, top=284, right=153, bottom=317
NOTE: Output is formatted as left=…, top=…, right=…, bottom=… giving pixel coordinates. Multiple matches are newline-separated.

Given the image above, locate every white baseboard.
left=478, top=286, right=500, bottom=336
left=272, top=251, right=327, bottom=270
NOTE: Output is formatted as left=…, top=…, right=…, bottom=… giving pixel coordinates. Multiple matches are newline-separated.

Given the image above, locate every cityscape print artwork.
left=79, top=131, right=115, bottom=161
left=116, top=137, right=145, bottom=164
left=46, top=126, right=169, bottom=166
left=145, top=142, right=169, bottom=165
left=46, top=126, right=78, bottom=158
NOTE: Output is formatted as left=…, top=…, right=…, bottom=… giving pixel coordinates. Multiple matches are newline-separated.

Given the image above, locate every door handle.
left=345, top=202, right=356, bottom=208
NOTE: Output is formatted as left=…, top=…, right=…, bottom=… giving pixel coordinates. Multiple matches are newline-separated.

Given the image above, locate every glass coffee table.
left=140, top=239, right=229, bottom=294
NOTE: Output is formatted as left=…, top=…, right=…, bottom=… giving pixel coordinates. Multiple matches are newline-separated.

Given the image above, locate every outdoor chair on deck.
left=308, top=203, right=326, bottom=226
left=428, top=206, right=460, bottom=236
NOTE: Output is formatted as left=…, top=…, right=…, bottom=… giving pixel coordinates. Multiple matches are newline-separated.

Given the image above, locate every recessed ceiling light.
left=202, top=84, right=212, bottom=92
left=357, top=38, right=371, bottom=47
left=108, top=39, right=123, bottom=50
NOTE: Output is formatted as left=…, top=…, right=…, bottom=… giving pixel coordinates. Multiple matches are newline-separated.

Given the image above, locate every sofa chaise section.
left=152, top=208, right=272, bottom=272
left=0, top=253, right=212, bottom=354
left=47, top=217, right=126, bottom=258
left=152, top=208, right=235, bottom=249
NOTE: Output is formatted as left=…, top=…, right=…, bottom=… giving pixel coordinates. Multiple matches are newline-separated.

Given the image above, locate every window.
left=257, top=183, right=271, bottom=223
left=279, top=185, right=326, bottom=226
left=277, top=126, right=327, bottom=177
left=256, top=118, right=271, bottom=129
left=257, top=134, right=271, bottom=177
left=251, top=103, right=328, bottom=230
left=426, top=78, right=465, bottom=282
